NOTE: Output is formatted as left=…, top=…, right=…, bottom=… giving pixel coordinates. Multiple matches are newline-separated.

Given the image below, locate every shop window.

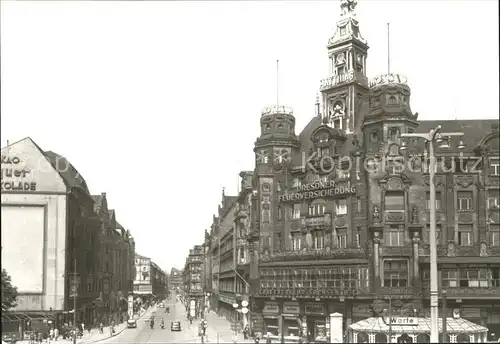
left=385, top=191, right=405, bottom=211
left=357, top=332, right=369, bottom=343
left=491, top=225, right=500, bottom=246
left=456, top=333, right=470, bottom=343
left=336, top=229, right=347, bottom=248
left=426, top=192, right=442, bottom=210
left=264, top=318, right=279, bottom=336
left=283, top=317, right=300, bottom=337
left=383, top=260, right=408, bottom=288
left=423, top=224, right=441, bottom=244
left=457, top=191, right=473, bottom=210
left=336, top=199, right=348, bottom=215
left=488, top=190, right=500, bottom=209
left=384, top=225, right=404, bottom=247
left=292, top=204, right=301, bottom=219
left=458, top=224, right=473, bottom=246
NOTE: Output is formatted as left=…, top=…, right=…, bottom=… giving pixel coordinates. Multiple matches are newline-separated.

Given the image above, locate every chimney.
left=6, top=140, right=10, bottom=146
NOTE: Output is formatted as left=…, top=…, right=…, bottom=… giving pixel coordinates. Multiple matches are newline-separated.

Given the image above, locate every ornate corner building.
left=243, top=0, right=500, bottom=342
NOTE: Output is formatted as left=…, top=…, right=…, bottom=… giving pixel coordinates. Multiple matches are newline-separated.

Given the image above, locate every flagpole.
left=387, top=23, right=391, bottom=74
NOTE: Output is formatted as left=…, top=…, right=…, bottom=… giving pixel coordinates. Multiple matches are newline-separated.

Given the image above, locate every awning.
left=350, top=317, right=488, bottom=334
left=1, top=312, right=56, bottom=322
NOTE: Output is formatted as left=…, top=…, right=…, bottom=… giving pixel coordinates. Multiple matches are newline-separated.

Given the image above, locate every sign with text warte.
left=1, top=155, right=37, bottom=191
left=278, top=180, right=356, bottom=202
left=390, top=317, right=418, bottom=326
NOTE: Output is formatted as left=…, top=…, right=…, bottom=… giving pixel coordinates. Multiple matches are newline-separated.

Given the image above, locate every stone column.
left=373, top=237, right=381, bottom=289
left=412, top=237, right=420, bottom=280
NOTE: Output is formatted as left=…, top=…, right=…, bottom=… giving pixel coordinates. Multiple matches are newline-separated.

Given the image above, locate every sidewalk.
left=17, top=306, right=156, bottom=344
left=202, top=311, right=253, bottom=343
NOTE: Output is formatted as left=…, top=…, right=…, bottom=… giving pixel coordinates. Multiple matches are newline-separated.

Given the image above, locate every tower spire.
left=276, top=60, right=280, bottom=106
left=387, top=23, right=391, bottom=74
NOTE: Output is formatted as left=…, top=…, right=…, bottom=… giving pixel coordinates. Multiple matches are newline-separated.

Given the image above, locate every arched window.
left=416, top=333, right=430, bottom=343
left=375, top=333, right=387, bottom=343
left=357, top=332, right=369, bottom=343
left=456, top=333, right=470, bottom=343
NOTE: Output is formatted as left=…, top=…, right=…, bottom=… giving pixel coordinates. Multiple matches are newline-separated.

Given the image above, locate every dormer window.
left=340, top=26, right=346, bottom=36
left=370, top=131, right=378, bottom=143
left=265, top=124, right=271, bottom=132
left=277, top=123, right=284, bottom=130
left=388, top=96, right=398, bottom=105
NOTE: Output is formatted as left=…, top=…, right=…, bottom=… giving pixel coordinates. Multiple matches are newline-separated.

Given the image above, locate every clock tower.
left=319, top=0, right=369, bottom=136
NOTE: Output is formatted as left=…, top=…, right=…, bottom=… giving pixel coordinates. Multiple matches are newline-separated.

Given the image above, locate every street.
left=100, top=298, right=204, bottom=344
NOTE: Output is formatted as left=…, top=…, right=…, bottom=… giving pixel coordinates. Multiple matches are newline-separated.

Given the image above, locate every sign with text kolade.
left=263, top=301, right=280, bottom=314
left=1, top=155, right=37, bottom=192
left=305, top=302, right=325, bottom=316
left=283, top=302, right=300, bottom=315
left=278, top=181, right=355, bottom=202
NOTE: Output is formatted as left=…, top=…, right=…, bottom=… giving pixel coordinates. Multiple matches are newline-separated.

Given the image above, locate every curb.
left=82, top=307, right=156, bottom=344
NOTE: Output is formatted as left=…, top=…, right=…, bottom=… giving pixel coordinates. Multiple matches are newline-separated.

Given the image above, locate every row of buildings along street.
left=1, top=137, right=169, bottom=341
left=181, top=0, right=500, bottom=343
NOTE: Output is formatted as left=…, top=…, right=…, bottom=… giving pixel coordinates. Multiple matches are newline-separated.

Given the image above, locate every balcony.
left=419, top=243, right=500, bottom=258
left=421, top=285, right=500, bottom=298
left=258, top=286, right=370, bottom=299
left=260, top=248, right=366, bottom=263
left=376, top=286, right=419, bottom=297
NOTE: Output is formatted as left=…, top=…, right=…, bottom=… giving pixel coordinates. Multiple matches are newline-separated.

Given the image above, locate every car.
left=127, top=319, right=137, bottom=328
left=171, top=321, right=181, bottom=331
left=158, top=302, right=165, bottom=308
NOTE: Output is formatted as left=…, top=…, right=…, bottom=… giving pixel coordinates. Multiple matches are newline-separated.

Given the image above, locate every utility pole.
left=388, top=296, right=392, bottom=343
left=72, top=252, right=77, bottom=344
left=442, top=291, right=448, bottom=342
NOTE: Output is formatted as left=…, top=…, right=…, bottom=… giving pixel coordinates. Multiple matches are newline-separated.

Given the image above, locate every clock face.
left=336, top=54, right=345, bottom=64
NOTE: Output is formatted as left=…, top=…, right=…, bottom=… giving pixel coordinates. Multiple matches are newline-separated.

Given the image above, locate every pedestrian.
left=99, top=322, right=104, bottom=334
left=243, top=325, right=249, bottom=339
left=54, top=328, right=59, bottom=341
left=266, top=334, right=272, bottom=344
left=87, top=322, right=91, bottom=334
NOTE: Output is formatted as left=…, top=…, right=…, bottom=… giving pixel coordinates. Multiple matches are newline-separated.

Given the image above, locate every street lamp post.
left=400, top=124, right=464, bottom=343
left=232, top=301, right=249, bottom=343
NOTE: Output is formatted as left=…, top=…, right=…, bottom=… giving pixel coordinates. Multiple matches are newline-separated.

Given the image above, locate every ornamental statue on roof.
left=340, top=0, right=357, bottom=16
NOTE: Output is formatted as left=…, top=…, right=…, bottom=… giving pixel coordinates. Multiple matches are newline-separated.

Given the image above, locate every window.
left=262, top=210, right=270, bottom=223
left=356, top=197, right=362, bottom=213
left=490, top=224, right=500, bottom=246
left=333, top=118, right=341, bottom=129
left=336, top=199, right=348, bottom=215
left=385, top=191, right=405, bottom=211
left=426, top=192, right=442, bottom=210
left=312, top=231, right=325, bottom=249
left=384, top=226, right=404, bottom=247
left=489, top=158, right=499, bottom=175
left=441, top=269, right=458, bottom=287
left=488, top=190, right=500, bottom=209
left=387, top=158, right=403, bottom=175
left=273, top=233, right=282, bottom=252
left=355, top=227, right=361, bottom=248
left=277, top=206, right=283, bottom=220
left=293, top=177, right=301, bottom=188
left=388, top=127, right=400, bottom=141
left=422, top=269, right=430, bottom=288
left=308, top=203, right=325, bottom=216
left=458, top=224, right=473, bottom=246
left=383, top=260, right=408, bottom=288
left=459, top=267, right=489, bottom=287
left=291, top=234, right=302, bottom=251
left=457, top=191, right=473, bottom=210
left=336, top=229, right=347, bottom=248
left=370, top=131, right=378, bottom=142
left=320, top=147, right=330, bottom=157
left=423, top=224, right=442, bottom=244
left=292, top=204, right=301, bottom=219
left=337, top=170, right=350, bottom=179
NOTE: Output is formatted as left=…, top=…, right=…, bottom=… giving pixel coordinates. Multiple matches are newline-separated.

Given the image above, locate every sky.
left=1, top=0, right=499, bottom=272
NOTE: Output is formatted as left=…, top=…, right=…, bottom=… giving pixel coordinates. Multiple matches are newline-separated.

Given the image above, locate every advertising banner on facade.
left=69, top=274, right=80, bottom=299
left=127, top=295, right=134, bottom=318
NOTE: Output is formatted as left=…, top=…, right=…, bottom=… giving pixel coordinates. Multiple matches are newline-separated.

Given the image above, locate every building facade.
left=1, top=137, right=137, bottom=335
left=209, top=189, right=239, bottom=320
left=169, top=267, right=184, bottom=292
left=245, top=1, right=500, bottom=342
left=133, top=254, right=167, bottom=303
left=183, top=245, right=205, bottom=317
